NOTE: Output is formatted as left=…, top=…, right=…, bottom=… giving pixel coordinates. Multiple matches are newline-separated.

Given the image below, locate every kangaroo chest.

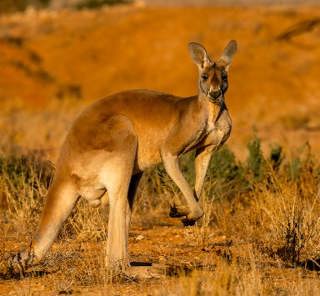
left=180, top=102, right=232, bottom=154
left=206, top=104, right=232, bottom=149
left=192, top=102, right=232, bottom=151
left=181, top=122, right=208, bottom=154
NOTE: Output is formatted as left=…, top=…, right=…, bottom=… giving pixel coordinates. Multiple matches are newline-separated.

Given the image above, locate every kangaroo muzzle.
left=209, top=88, right=222, bottom=99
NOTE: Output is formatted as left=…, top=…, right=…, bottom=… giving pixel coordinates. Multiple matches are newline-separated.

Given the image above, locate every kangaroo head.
left=188, top=40, right=237, bottom=103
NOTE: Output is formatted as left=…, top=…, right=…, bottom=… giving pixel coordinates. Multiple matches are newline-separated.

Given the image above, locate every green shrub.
left=209, top=147, right=243, bottom=181
left=205, top=147, right=248, bottom=201
left=246, top=136, right=265, bottom=181
left=269, top=144, right=283, bottom=171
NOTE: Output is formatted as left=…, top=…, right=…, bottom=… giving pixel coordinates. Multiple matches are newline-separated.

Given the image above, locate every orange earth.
left=1, top=4, right=320, bottom=157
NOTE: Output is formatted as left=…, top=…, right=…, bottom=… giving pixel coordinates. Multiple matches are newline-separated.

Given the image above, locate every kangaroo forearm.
left=194, top=148, right=213, bottom=199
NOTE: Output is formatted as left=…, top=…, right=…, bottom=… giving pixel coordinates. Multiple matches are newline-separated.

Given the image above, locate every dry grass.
left=1, top=106, right=320, bottom=295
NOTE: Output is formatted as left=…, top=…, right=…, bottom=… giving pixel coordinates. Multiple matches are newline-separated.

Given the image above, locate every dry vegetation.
left=1, top=114, right=320, bottom=294
left=2, top=2, right=320, bottom=295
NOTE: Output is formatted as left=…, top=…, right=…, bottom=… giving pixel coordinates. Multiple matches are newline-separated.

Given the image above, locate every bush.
left=76, top=0, right=131, bottom=9
left=0, top=0, right=50, bottom=13
left=206, top=147, right=248, bottom=201
left=246, top=136, right=265, bottom=182
left=0, top=151, right=54, bottom=237
left=0, top=151, right=54, bottom=190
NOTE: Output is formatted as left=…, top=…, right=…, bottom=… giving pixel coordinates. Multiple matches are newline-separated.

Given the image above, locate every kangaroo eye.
left=201, top=74, right=208, bottom=81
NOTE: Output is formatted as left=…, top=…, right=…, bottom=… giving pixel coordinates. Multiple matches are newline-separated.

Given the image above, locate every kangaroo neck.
left=199, top=93, right=227, bottom=124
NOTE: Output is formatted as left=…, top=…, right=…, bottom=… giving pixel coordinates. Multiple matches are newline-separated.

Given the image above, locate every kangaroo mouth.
left=207, top=91, right=224, bottom=105
left=209, top=89, right=221, bottom=98
left=200, top=82, right=224, bottom=104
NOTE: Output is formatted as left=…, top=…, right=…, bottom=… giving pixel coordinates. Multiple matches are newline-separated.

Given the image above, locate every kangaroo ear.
left=188, top=42, right=210, bottom=68
left=219, top=40, right=237, bottom=68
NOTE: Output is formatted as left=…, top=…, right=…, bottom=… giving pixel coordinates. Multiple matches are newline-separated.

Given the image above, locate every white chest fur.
left=206, top=102, right=232, bottom=149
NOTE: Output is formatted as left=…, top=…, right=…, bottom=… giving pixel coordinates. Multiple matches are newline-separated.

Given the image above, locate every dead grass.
left=1, top=110, right=320, bottom=295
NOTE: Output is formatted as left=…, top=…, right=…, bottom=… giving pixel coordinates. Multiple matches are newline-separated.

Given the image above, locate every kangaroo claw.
left=5, top=253, right=27, bottom=278
left=181, top=218, right=197, bottom=226
left=4, top=247, right=35, bottom=278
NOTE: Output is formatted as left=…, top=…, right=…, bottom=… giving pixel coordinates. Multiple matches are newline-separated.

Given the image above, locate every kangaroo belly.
left=67, top=150, right=111, bottom=206
left=81, top=187, right=106, bottom=207
left=134, top=127, right=170, bottom=171
left=136, top=145, right=161, bottom=171
left=72, top=171, right=107, bottom=207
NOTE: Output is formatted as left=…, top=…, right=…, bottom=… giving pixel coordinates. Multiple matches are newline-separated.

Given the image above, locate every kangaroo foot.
left=169, top=196, right=192, bottom=218
left=170, top=203, right=204, bottom=226
left=181, top=207, right=204, bottom=227
left=6, top=253, right=30, bottom=278
left=5, top=247, right=35, bottom=278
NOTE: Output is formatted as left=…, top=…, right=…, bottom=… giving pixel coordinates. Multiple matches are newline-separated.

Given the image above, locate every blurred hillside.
left=144, top=0, right=320, bottom=5
left=0, top=0, right=50, bottom=14
left=1, top=4, right=320, bottom=156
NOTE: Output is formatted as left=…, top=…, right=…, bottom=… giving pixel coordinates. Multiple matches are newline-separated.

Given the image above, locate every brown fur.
left=9, top=40, right=237, bottom=273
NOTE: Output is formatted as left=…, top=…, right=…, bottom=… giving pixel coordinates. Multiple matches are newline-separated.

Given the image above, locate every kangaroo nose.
left=209, top=88, right=221, bottom=99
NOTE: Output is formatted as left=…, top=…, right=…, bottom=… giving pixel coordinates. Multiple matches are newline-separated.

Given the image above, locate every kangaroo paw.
left=181, top=207, right=204, bottom=226
left=169, top=204, right=190, bottom=218
left=7, top=253, right=27, bottom=278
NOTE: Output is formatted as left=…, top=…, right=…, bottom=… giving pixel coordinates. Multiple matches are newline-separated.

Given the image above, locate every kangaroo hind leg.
left=98, top=116, right=138, bottom=271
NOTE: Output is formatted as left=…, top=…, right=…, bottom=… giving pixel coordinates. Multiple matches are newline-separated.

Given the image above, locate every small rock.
left=136, top=235, right=144, bottom=241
